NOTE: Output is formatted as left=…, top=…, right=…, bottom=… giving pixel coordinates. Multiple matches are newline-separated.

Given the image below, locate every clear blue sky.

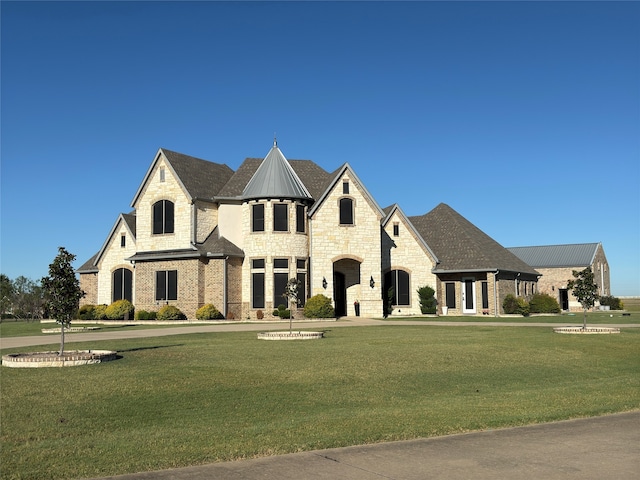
left=2, top=1, right=639, bottom=296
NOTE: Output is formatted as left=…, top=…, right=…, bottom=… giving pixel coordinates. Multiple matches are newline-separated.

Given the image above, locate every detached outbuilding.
left=507, top=243, right=610, bottom=311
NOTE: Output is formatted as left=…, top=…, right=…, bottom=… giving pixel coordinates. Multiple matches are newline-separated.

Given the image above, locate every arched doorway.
left=332, top=258, right=362, bottom=317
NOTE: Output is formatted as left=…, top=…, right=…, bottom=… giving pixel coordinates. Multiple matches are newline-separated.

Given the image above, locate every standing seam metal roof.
left=507, top=244, right=600, bottom=268
left=241, top=143, right=312, bottom=200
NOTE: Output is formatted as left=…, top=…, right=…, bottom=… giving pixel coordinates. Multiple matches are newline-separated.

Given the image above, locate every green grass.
left=1, top=326, right=639, bottom=480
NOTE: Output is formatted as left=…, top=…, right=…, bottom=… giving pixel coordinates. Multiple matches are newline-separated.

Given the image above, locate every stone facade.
left=78, top=144, right=576, bottom=321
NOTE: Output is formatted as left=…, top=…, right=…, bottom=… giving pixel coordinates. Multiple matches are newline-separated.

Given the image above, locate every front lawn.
left=1, top=326, right=638, bottom=479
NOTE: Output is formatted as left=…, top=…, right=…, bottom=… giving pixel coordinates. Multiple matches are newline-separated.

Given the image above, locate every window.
left=482, top=281, right=489, bottom=309
left=273, top=258, right=289, bottom=269
left=342, top=181, right=349, bottom=194
left=159, top=167, right=165, bottom=182
left=112, top=268, right=132, bottom=302
left=274, top=258, right=289, bottom=307
left=296, top=259, right=307, bottom=307
left=273, top=203, right=288, bottom=232
left=120, top=234, right=126, bottom=247
left=155, top=270, right=177, bottom=301
left=296, top=204, right=305, bottom=233
left=251, top=259, right=265, bottom=308
left=393, top=223, right=399, bottom=237
left=445, top=282, right=456, bottom=309
left=153, top=200, right=174, bottom=234
left=384, top=269, right=410, bottom=306
left=252, top=204, right=265, bottom=232
left=339, top=198, right=354, bottom=225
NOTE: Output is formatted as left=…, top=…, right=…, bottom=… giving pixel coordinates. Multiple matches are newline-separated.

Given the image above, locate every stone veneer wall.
left=241, top=199, right=310, bottom=320
left=309, top=173, right=383, bottom=317
left=195, top=200, right=218, bottom=243
left=95, top=220, right=137, bottom=305
left=134, top=155, right=193, bottom=252
left=381, top=212, right=437, bottom=316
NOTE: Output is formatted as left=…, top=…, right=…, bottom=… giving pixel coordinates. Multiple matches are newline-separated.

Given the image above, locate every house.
left=78, top=141, right=540, bottom=319
left=507, top=243, right=610, bottom=311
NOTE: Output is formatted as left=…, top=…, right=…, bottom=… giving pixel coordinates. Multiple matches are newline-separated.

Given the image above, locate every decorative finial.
left=273, top=133, right=277, bottom=147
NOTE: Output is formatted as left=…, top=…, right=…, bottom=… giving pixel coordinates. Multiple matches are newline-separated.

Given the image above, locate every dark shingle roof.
left=162, top=149, right=234, bottom=202
left=195, top=227, right=244, bottom=258
left=409, top=203, right=539, bottom=275
left=507, top=243, right=600, bottom=268
left=122, top=212, right=136, bottom=239
left=77, top=252, right=99, bottom=273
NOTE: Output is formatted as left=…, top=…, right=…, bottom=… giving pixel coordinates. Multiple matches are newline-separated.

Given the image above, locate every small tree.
left=283, top=278, right=300, bottom=333
left=567, top=267, right=599, bottom=330
left=41, top=247, right=84, bottom=356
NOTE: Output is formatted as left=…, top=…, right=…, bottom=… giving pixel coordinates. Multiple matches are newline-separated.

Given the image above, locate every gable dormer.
left=131, top=148, right=234, bottom=252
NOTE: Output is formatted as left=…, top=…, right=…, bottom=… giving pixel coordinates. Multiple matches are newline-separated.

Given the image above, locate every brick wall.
left=79, top=273, right=98, bottom=306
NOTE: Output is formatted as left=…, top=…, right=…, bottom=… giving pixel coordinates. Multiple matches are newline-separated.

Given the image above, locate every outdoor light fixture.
left=370, top=276, right=375, bottom=288
left=322, top=277, right=327, bottom=289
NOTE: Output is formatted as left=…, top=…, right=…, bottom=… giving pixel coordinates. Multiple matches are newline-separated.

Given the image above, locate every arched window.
left=384, top=269, right=410, bottom=306
left=339, top=198, right=354, bottom=225
left=112, top=268, right=133, bottom=302
left=153, top=200, right=174, bottom=234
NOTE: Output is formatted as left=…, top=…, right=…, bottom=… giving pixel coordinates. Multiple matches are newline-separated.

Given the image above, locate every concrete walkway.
left=88, top=411, right=639, bottom=480
left=2, top=318, right=638, bottom=349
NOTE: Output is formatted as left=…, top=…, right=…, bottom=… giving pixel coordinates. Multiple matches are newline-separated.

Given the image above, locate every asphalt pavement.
left=88, top=411, right=639, bottom=480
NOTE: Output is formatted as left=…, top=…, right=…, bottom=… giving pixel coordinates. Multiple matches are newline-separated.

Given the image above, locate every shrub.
left=599, top=296, right=624, bottom=310
left=529, top=293, right=561, bottom=313
left=196, top=304, right=224, bottom=320
left=135, top=309, right=157, bottom=320
left=105, top=299, right=135, bottom=320
left=303, top=294, right=335, bottom=318
left=77, top=304, right=96, bottom=320
left=503, top=294, right=529, bottom=316
left=417, top=285, right=437, bottom=314
left=156, top=305, right=186, bottom=320
left=93, top=304, right=108, bottom=320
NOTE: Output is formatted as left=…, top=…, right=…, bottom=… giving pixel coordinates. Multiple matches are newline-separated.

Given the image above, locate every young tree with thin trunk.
left=567, top=267, right=599, bottom=330
left=41, top=247, right=84, bottom=355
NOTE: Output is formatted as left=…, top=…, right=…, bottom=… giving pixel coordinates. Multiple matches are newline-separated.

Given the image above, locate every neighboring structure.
left=78, top=141, right=540, bottom=319
left=507, top=243, right=610, bottom=311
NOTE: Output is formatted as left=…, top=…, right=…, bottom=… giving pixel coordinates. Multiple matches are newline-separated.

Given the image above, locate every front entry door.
left=559, top=289, right=569, bottom=310
left=334, top=272, right=346, bottom=317
left=462, top=278, right=476, bottom=314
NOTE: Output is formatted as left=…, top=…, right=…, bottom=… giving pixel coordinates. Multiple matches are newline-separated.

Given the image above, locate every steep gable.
left=409, top=203, right=539, bottom=275
left=131, top=148, right=234, bottom=207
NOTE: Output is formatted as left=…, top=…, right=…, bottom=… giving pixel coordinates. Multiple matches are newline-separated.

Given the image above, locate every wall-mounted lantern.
left=370, top=276, right=375, bottom=288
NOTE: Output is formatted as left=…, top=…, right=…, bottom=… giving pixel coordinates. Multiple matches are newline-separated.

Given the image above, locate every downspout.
left=191, top=202, right=197, bottom=245
left=494, top=270, right=499, bottom=317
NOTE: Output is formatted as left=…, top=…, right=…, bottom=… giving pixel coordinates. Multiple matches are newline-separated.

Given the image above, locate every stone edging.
left=2, top=350, right=118, bottom=368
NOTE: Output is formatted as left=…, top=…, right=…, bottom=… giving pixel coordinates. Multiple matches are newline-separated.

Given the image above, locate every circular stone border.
left=257, top=331, right=324, bottom=340
left=41, top=326, right=101, bottom=334
left=2, top=350, right=118, bottom=368
left=553, top=326, right=620, bottom=335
